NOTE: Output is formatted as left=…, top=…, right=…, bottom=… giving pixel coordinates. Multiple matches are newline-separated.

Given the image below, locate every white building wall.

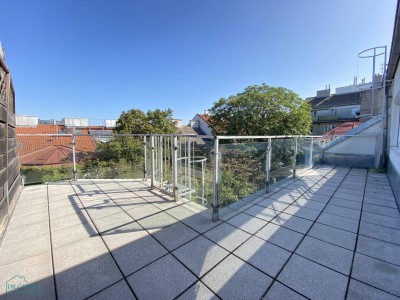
left=191, top=115, right=213, bottom=136
left=16, top=115, right=39, bottom=126
left=325, top=121, right=381, bottom=155
left=389, top=61, right=400, bottom=173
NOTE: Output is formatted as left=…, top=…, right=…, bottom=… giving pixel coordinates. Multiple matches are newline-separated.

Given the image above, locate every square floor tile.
left=0, top=252, right=55, bottom=299
left=52, top=221, right=98, bottom=249
left=347, top=279, right=399, bottom=300
left=93, top=211, right=134, bottom=234
left=53, top=236, right=122, bottom=300
left=323, top=204, right=361, bottom=220
left=278, top=254, right=348, bottom=300
left=283, top=205, right=320, bottom=221
left=127, top=254, right=196, bottom=299
left=0, top=234, right=51, bottom=267
left=88, top=280, right=136, bottom=300
left=234, top=236, right=291, bottom=277
left=271, top=213, right=313, bottom=234
left=329, top=197, right=362, bottom=210
left=226, top=213, right=267, bottom=234
left=244, top=205, right=280, bottom=221
left=308, top=222, right=356, bottom=250
left=153, top=222, right=199, bottom=251
left=103, top=223, right=168, bottom=276
left=177, top=281, right=218, bottom=300
left=173, top=236, right=229, bottom=277
left=356, top=235, right=400, bottom=266
left=137, top=212, right=178, bottom=233
left=317, top=212, right=359, bottom=233
left=296, top=236, right=353, bottom=275
left=264, top=281, right=307, bottom=300
left=361, top=212, right=400, bottom=230
left=204, top=223, right=251, bottom=252
left=359, top=221, right=400, bottom=246
left=351, top=253, right=400, bottom=297
left=256, top=223, right=304, bottom=252
left=181, top=211, right=220, bottom=234
left=203, top=255, right=273, bottom=299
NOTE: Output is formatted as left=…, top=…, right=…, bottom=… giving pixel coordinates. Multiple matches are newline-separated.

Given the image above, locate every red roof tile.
left=322, top=121, right=363, bottom=141
left=197, top=114, right=211, bottom=123
left=19, top=145, right=89, bottom=166
left=17, top=124, right=97, bottom=165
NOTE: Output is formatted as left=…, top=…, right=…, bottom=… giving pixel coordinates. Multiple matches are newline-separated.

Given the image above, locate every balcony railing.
left=16, top=133, right=322, bottom=220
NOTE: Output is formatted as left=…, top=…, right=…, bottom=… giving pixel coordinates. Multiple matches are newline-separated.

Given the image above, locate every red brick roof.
left=17, top=125, right=97, bottom=165
left=19, top=145, right=89, bottom=166
left=197, top=114, right=211, bottom=124
left=322, top=121, right=363, bottom=141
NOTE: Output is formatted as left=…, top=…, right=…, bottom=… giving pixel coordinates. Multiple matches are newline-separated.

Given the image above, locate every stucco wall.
left=192, top=115, right=213, bottom=136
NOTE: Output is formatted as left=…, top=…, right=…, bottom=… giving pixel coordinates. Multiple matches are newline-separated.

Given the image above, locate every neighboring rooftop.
left=308, top=92, right=362, bottom=109
left=322, top=121, right=363, bottom=141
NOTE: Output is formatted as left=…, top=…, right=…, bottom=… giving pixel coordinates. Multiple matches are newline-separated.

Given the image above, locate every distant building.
left=307, top=78, right=384, bottom=135
left=190, top=111, right=213, bottom=136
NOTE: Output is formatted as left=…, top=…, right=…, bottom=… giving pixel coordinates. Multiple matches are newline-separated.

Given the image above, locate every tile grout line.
left=261, top=165, right=352, bottom=298
left=46, top=184, right=59, bottom=300
left=68, top=181, right=139, bottom=300
left=344, top=169, right=368, bottom=299
left=90, top=180, right=225, bottom=299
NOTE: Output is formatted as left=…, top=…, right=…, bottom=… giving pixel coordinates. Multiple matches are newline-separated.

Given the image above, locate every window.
left=330, top=109, right=336, bottom=115
left=351, top=107, right=359, bottom=116
left=324, top=125, right=335, bottom=133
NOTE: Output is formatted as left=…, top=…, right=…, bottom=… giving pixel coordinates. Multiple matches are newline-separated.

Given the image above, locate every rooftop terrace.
left=0, top=165, right=399, bottom=299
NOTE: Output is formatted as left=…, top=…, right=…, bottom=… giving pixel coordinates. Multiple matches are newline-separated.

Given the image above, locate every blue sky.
left=0, top=0, right=397, bottom=123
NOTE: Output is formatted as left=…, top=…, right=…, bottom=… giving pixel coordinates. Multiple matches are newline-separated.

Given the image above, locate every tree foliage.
left=209, top=84, right=311, bottom=135
left=114, top=108, right=177, bottom=134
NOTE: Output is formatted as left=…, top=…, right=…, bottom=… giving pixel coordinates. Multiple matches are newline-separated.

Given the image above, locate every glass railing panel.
left=77, top=135, right=145, bottom=180
left=18, top=134, right=75, bottom=184
left=270, top=138, right=295, bottom=183
left=218, top=140, right=268, bottom=207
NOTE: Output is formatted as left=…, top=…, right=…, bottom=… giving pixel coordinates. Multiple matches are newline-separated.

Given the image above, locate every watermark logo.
left=6, top=275, right=40, bottom=295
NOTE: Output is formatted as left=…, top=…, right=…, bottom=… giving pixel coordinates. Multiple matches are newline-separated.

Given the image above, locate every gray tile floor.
left=1, top=166, right=400, bottom=299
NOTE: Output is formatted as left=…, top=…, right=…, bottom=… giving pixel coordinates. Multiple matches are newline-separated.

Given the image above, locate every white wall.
left=389, top=61, right=400, bottom=174
left=191, top=115, right=213, bottom=136
left=16, top=115, right=38, bottom=126
left=325, top=121, right=381, bottom=155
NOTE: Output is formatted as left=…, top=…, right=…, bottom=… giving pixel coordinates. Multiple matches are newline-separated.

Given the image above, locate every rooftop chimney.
left=316, top=85, right=331, bottom=98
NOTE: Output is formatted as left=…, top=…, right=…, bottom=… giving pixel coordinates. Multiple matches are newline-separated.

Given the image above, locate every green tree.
left=93, top=108, right=178, bottom=169
left=209, top=84, right=311, bottom=135
left=114, top=108, right=177, bottom=134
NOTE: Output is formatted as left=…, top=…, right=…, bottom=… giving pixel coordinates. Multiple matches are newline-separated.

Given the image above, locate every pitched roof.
left=322, top=121, right=363, bottom=141
left=19, top=145, right=89, bottom=166
left=16, top=124, right=62, bottom=134
left=197, top=114, right=211, bottom=124
left=308, top=92, right=362, bottom=109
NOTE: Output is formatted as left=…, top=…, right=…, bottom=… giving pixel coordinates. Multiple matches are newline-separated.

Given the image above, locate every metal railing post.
left=143, top=136, right=147, bottom=180
left=172, top=135, right=179, bottom=201
left=293, top=137, right=298, bottom=178
left=150, top=135, right=155, bottom=188
left=265, top=138, right=272, bottom=192
left=309, top=137, right=314, bottom=169
left=71, top=134, right=77, bottom=180
left=212, top=137, right=220, bottom=221
left=159, top=136, right=163, bottom=189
